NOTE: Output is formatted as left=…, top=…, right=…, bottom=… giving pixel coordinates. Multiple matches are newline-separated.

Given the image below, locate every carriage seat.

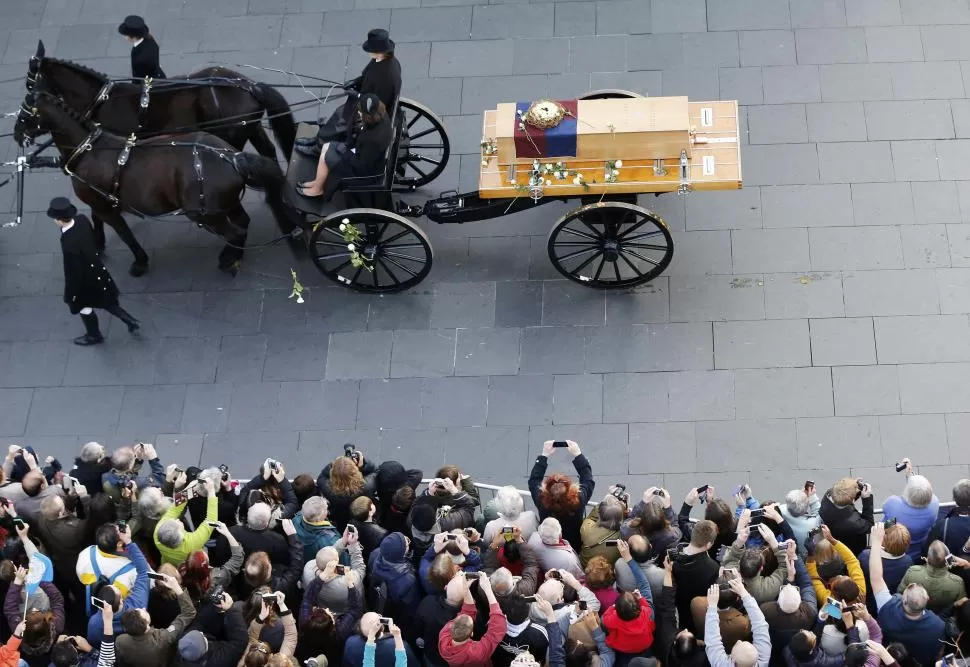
left=338, top=96, right=403, bottom=194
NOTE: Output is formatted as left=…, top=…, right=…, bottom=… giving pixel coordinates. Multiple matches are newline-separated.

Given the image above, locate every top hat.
left=118, top=15, right=150, bottom=39
left=46, top=196, right=77, bottom=221
left=362, top=29, right=394, bottom=54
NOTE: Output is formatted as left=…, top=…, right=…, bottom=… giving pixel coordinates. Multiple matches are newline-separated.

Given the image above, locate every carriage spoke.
left=623, top=230, right=665, bottom=241
left=573, top=251, right=600, bottom=275
left=352, top=266, right=364, bottom=284
left=409, top=127, right=436, bottom=141
left=408, top=155, right=441, bottom=165
left=407, top=113, right=422, bottom=130
left=405, top=161, right=429, bottom=179
left=613, top=261, right=622, bottom=283
left=624, top=249, right=660, bottom=266
left=615, top=217, right=650, bottom=240
left=407, top=144, right=445, bottom=150
left=317, top=251, right=353, bottom=260
left=559, top=226, right=599, bottom=241
left=383, top=254, right=419, bottom=278
left=382, top=242, right=426, bottom=249
left=377, top=257, right=402, bottom=285
left=384, top=250, right=425, bottom=262
left=556, top=246, right=599, bottom=262
left=618, top=251, right=646, bottom=278
left=332, top=258, right=353, bottom=274
left=372, top=265, right=380, bottom=288
left=593, top=256, right=607, bottom=281
left=380, top=229, right=411, bottom=245
left=623, top=242, right=669, bottom=251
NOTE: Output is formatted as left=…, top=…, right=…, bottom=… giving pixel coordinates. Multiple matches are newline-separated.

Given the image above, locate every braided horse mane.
left=40, top=56, right=110, bottom=82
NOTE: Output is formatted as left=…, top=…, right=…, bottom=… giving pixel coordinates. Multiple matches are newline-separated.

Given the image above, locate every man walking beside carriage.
left=118, top=15, right=166, bottom=80
left=47, top=197, right=140, bottom=346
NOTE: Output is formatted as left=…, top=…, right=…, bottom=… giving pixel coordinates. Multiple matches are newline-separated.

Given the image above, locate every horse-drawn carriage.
left=7, top=43, right=743, bottom=293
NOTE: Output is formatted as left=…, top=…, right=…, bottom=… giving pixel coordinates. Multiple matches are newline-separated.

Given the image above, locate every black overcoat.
left=60, top=216, right=120, bottom=314
left=131, top=36, right=166, bottom=79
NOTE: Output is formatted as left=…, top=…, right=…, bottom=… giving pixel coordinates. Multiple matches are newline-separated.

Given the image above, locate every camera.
left=666, top=545, right=684, bottom=563
left=611, top=484, right=627, bottom=500
left=207, top=585, right=226, bottom=605
left=334, top=565, right=346, bottom=575
left=895, top=460, right=909, bottom=472
left=344, top=444, right=357, bottom=459
left=696, top=485, right=710, bottom=503
left=856, top=478, right=865, bottom=491
left=749, top=508, right=765, bottom=526
left=549, top=570, right=562, bottom=580
left=219, top=464, right=230, bottom=482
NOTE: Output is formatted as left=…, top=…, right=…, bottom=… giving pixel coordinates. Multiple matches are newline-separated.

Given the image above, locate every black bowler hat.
left=362, top=29, right=394, bottom=54
left=118, top=15, right=150, bottom=39
left=46, top=196, right=77, bottom=220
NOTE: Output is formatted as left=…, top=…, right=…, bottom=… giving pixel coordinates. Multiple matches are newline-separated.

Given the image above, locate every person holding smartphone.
left=529, top=440, right=595, bottom=554
left=720, top=514, right=790, bottom=605
left=86, top=523, right=151, bottom=645
left=115, top=572, right=196, bottom=667
left=364, top=616, right=406, bottom=667
left=153, top=477, right=218, bottom=566
left=240, top=593, right=297, bottom=665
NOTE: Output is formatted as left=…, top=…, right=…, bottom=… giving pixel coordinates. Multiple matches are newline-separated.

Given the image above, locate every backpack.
left=85, top=545, right=135, bottom=615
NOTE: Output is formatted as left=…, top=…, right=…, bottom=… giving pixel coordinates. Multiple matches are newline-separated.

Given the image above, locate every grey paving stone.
left=682, top=32, right=742, bottom=68
left=900, top=0, right=970, bottom=24
left=734, top=367, right=834, bottom=419
left=708, top=0, right=790, bottom=30
left=669, top=274, right=766, bottom=321
left=366, top=293, right=432, bottom=331
left=742, top=144, right=820, bottom=186
left=356, top=378, right=423, bottom=429
left=520, top=327, right=587, bottom=375
left=447, top=426, right=532, bottom=478
left=819, top=63, right=893, bottom=101
left=604, top=281, right=670, bottom=325
left=818, top=141, right=895, bottom=183
left=791, top=0, right=848, bottom=28
left=487, top=375, right=554, bottom=426
left=389, top=329, right=456, bottom=378
left=0, top=341, right=67, bottom=388
left=844, top=0, right=902, bottom=25
left=806, top=102, right=868, bottom=142
left=553, top=374, right=603, bottom=425
left=718, top=67, right=765, bottom=105
left=585, top=323, right=714, bottom=372
left=874, top=314, right=970, bottom=364
left=326, top=331, right=392, bottom=380
left=920, top=25, right=970, bottom=61
left=570, top=36, right=628, bottom=74
left=276, top=380, right=359, bottom=431
left=26, top=386, right=124, bottom=436
left=471, top=4, right=551, bottom=38
left=455, top=328, right=521, bottom=376
left=936, top=140, right=970, bottom=181
left=430, top=40, right=514, bottom=77
left=739, top=30, right=796, bottom=66
left=226, top=382, right=282, bottom=432
left=629, top=422, right=696, bottom=473
left=602, top=372, right=669, bottom=423
left=390, top=6, right=471, bottom=42
left=714, top=319, right=811, bottom=369
left=945, top=413, right=970, bottom=463
left=732, top=228, right=811, bottom=273
left=796, top=415, right=880, bottom=467
left=810, top=226, right=903, bottom=270
left=900, top=225, right=951, bottom=268
left=511, top=37, right=570, bottom=75
left=660, top=67, right=719, bottom=99
left=179, top=383, right=232, bottom=434
left=596, top=0, right=651, bottom=35
left=432, top=283, right=494, bottom=329
left=810, top=317, right=877, bottom=365
left=530, top=423, right=630, bottom=476
left=898, top=362, right=970, bottom=413
left=880, top=414, right=950, bottom=467
left=587, top=71, right=661, bottom=95
left=494, top=282, right=542, bottom=328
left=374, top=427, right=449, bottom=474
left=650, top=0, right=706, bottom=33
left=668, top=370, right=736, bottom=421
left=938, top=268, right=970, bottom=314
left=667, top=231, right=732, bottom=276
left=541, top=282, right=605, bottom=326
left=696, top=418, right=798, bottom=471
left=62, top=338, right=159, bottom=387
left=685, top=188, right=764, bottom=231
left=890, top=141, right=941, bottom=182
left=554, top=1, right=595, bottom=36
left=764, top=273, right=847, bottom=319
left=118, top=385, right=187, bottom=435
left=212, top=335, right=265, bottom=384
left=843, top=269, right=941, bottom=316
left=865, top=101, right=954, bottom=141
left=832, top=365, right=900, bottom=415
left=795, top=28, right=868, bottom=64
left=202, top=15, right=282, bottom=51
left=420, top=376, right=488, bottom=427
left=851, top=183, right=914, bottom=226
left=761, top=184, right=854, bottom=227
left=202, top=431, right=299, bottom=474
left=318, top=9, right=389, bottom=44
left=950, top=101, right=970, bottom=140
left=747, top=104, right=808, bottom=144
left=460, top=74, right=549, bottom=115
left=864, top=26, right=923, bottom=62
left=948, top=225, right=970, bottom=266
left=198, top=290, right=264, bottom=337
left=890, top=62, right=964, bottom=101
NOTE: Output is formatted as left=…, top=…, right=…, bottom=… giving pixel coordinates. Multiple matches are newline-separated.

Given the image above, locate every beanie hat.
left=178, top=631, right=208, bottom=662
left=410, top=503, right=437, bottom=532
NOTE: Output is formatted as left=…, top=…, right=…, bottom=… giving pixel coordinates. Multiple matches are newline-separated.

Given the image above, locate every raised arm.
left=867, top=523, right=891, bottom=611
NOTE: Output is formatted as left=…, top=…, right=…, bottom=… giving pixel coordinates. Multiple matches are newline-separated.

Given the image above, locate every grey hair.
left=80, top=441, right=104, bottom=463
left=537, top=517, right=562, bottom=545
left=903, top=474, right=934, bottom=509
left=537, top=579, right=564, bottom=604
left=926, top=541, right=949, bottom=569
left=156, top=519, right=184, bottom=549
left=495, top=486, right=524, bottom=521
left=901, top=583, right=929, bottom=614
left=137, top=487, right=172, bottom=521
left=953, top=479, right=970, bottom=507
left=197, top=466, right=222, bottom=487
left=489, top=567, right=515, bottom=596
left=302, top=496, right=329, bottom=523
left=247, top=502, right=272, bottom=530
left=111, top=447, right=135, bottom=472
left=785, top=490, right=810, bottom=517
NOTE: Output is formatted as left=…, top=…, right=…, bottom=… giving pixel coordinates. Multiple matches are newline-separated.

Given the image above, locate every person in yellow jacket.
left=806, top=525, right=867, bottom=606
left=154, top=478, right=218, bottom=566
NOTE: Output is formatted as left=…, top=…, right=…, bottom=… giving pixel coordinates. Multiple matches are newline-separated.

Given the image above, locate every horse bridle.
left=26, top=55, right=119, bottom=122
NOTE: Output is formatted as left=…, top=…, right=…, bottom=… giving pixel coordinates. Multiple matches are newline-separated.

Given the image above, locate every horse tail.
left=250, top=83, right=296, bottom=162
left=233, top=152, right=297, bottom=236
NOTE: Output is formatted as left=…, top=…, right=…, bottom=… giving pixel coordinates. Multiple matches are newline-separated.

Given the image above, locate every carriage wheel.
left=547, top=202, right=674, bottom=289
left=578, top=89, right=643, bottom=100
left=394, top=98, right=450, bottom=191
left=309, top=208, right=433, bottom=293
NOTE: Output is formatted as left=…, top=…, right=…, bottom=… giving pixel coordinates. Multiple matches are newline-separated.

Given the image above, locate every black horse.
left=14, top=90, right=297, bottom=276
left=26, top=41, right=296, bottom=163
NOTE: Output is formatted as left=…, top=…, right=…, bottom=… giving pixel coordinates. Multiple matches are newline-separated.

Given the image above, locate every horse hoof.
left=129, top=262, right=149, bottom=277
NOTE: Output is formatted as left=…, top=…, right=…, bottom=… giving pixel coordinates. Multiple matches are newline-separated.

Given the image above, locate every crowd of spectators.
left=0, top=440, right=968, bottom=667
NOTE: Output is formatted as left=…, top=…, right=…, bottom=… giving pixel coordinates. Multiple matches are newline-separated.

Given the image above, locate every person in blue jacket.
left=87, top=525, right=149, bottom=646
left=418, top=532, right=482, bottom=595
left=366, top=533, right=420, bottom=621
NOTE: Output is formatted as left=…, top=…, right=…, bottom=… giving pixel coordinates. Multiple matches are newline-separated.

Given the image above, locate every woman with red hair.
left=178, top=522, right=244, bottom=606
left=528, top=440, right=595, bottom=552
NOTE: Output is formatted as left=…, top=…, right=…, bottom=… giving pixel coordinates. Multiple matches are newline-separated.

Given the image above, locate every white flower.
left=341, top=218, right=349, bottom=225
left=517, top=109, right=523, bottom=116
left=612, top=169, right=619, bottom=176
left=573, top=176, right=581, bottom=185
left=482, top=159, right=488, bottom=166
left=546, top=180, right=552, bottom=186
left=615, top=160, right=623, bottom=168
left=544, top=163, right=552, bottom=170
left=347, top=243, right=355, bottom=251
left=296, top=295, right=305, bottom=304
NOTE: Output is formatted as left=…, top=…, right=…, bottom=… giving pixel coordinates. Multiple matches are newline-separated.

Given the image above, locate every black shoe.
left=106, top=305, right=140, bottom=333
left=73, top=333, right=104, bottom=346
left=295, top=137, right=318, bottom=147
left=295, top=143, right=321, bottom=158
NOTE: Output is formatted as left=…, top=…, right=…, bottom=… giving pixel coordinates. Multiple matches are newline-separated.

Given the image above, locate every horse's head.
left=26, top=40, right=45, bottom=92
left=14, top=92, right=42, bottom=147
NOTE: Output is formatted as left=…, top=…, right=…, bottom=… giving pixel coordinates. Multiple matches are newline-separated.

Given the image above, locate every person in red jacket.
left=602, top=539, right=656, bottom=656
left=438, top=572, right=507, bottom=667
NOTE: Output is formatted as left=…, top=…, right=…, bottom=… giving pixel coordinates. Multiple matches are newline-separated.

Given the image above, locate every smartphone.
left=379, top=616, right=392, bottom=632
left=603, top=540, right=619, bottom=546
left=895, top=460, right=908, bottom=472
left=805, top=480, right=814, bottom=489
left=750, top=508, right=765, bottom=526
left=446, top=533, right=458, bottom=541
left=344, top=444, right=356, bottom=458
left=218, top=464, right=229, bottom=482
left=549, top=570, right=562, bottom=580
left=822, top=598, right=843, bottom=619
left=696, top=485, right=710, bottom=502
left=262, top=593, right=279, bottom=603
left=724, top=567, right=739, bottom=579
left=652, top=489, right=665, bottom=496
left=116, top=520, right=127, bottom=532
left=207, top=521, right=220, bottom=528
left=578, top=600, right=587, bottom=611
left=856, top=478, right=865, bottom=491
left=346, top=524, right=357, bottom=535
left=12, top=518, right=25, bottom=529
left=945, top=554, right=955, bottom=567
left=666, top=546, right=681, bottom=562
left=502, top=526, right=514, bottom=541
left=522, top=595, right=537, bottom=601
left=174, top=491, right=188, bottom=505
left=334, top=565, right=346, bottom=575
left=463, top=528, right=474, bottom=537
left=884, top=517, right=897, bottom=528
left=91, top=597, right=107, bottom=610
left=147, top=571, right=166, bottom=581
left=732, top=484, right=748, bottom=497
left=552, top=441, right=568, bottom=448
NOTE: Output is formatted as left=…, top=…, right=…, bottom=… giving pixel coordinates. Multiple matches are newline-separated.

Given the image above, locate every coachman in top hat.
left=47, top=197, right=140, bottom=346
left=118, top=15, right=166, bottom=80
